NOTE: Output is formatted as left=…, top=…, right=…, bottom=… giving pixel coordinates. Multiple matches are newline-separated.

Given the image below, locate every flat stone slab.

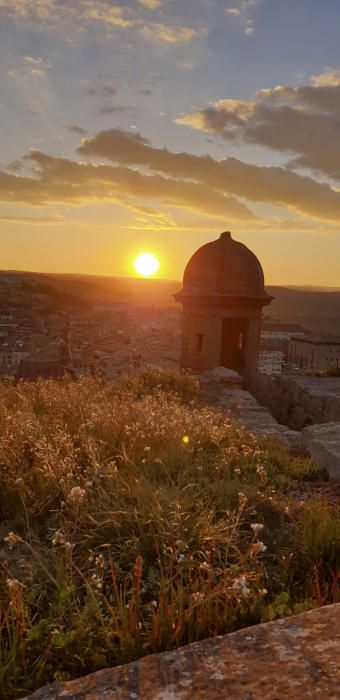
left=303, top=422, right=340, bottom=480
left=25, top=604, right=340, bottom=700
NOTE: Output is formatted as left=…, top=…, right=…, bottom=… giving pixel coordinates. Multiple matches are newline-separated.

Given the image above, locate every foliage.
left=118, top=367, right=199, bottom=402
left=0, top=373, right=338, bottom=698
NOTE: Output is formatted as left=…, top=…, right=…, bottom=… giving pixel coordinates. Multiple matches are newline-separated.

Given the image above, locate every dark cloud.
left=177, top=70, right=340, bottom=182
left=78, top=128, right=340, bottom=222
left=67, top=126, right=87, bottom=135
left=3, top=124, right=340, bottom=225
left=98, top=105, right=127, bottom=115
left=85, top=85, right=117, bottom=98
left=0, top=147, right=253, bottom=221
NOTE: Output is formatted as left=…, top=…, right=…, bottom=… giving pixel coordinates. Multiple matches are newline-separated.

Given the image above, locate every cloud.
left=138, top=0, right=161, bottom=8
left=0, top=215, right=69, bottom=224
left=7, top=55, right=51, bottom=78
left=77, top=128, right=340, bottom=222
left=226, top=0, right=259, bottom=36
left=0, top=0, right=55, bottom=19
left=85, top=85, right=117, bottom=98
left=0, top=0, right=201, bottom=46
left=98, top=105, right=127, bottom=115
left=176, top=68, right=340, bottom=182
left=3, top=126, right=340, bottom=227
left=67, top=126, right=87, bottom=135
left=0, top=145, right=253, bottom=222
left=138, top=23, right=202, bottom=45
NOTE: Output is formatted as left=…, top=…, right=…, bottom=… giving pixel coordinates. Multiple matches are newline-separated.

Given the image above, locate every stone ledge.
left=25, top=604, right=340, bottom=700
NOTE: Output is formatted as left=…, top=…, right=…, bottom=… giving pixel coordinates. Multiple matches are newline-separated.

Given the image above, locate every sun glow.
left=134, top=252, right=160, bottom=277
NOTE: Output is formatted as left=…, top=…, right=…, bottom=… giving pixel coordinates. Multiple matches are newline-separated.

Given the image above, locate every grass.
left=0, top=371, right=338, bottom=698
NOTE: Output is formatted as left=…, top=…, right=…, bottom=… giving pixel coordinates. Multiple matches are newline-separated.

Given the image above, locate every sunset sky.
left=1, top=0, right=340, bottom=284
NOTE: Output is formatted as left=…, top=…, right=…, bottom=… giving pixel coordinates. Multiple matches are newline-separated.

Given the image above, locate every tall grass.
left=0, top=373, right=338, bottom=698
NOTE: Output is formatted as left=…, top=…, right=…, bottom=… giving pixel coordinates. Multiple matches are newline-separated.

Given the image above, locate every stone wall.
left=250, top=373, right=340, bottom=430
left=26, top=604, right=340, bottom=700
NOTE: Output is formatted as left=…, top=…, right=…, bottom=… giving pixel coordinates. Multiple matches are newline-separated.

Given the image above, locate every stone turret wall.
left=250, top=374, right=340, bottom=430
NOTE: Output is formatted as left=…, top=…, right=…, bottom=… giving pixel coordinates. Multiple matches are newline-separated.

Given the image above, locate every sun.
left=134, top=252, right=160, bottom=277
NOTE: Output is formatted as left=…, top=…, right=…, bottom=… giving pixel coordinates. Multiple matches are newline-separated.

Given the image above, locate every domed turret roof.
left=178, top=232, right=270, bottom=301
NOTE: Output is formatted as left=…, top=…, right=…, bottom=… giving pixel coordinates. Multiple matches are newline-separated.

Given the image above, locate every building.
left=289, top=335, right=340, bottom=372
left=258, top=350, right=285, bottom=375
left=174, top=231, right=272, bottom=377
left=259, top=322, right=306, bottom=375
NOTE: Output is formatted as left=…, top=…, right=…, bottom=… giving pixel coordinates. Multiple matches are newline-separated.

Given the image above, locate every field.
left=0, top=371, right=339, bottom=698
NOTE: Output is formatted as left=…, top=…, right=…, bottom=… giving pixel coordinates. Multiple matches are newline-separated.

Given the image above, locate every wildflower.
left=260, top=588, right=268, bottom=596
left=6, top=577, right=24, bottom=592
left=232, top=576, right=250, bottom=596
left=52, top=530, right=65, bottom=546
left=65, top=542, right=74, bottom=552
left=67, top=486, right=86, bottom=505
left=251, top=523, right=264, bottom=536
left=192, top=592, right=205, bottom=603
left=178, top=553, right=185, bottom=563
left=151, top=600, right=158, bottom=608
left=234, top=468, right=241, bottom=476
left=182, top=435, right=190, bottom=445
left=250, top=541, right=267, bottom=556
left=4, top=532, right=22, bottom=549
left=144, top=446, right=151, bottom=452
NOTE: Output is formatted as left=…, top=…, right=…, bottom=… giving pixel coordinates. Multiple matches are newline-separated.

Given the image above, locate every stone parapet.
left=250, top=374, right=340, bottom=430
left=303, top=422, right=340, bottom=480
left=25, top=604, right=340, bottom=700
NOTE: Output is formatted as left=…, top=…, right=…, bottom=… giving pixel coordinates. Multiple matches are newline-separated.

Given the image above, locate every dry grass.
left=0, top=372, right=338, bottom=698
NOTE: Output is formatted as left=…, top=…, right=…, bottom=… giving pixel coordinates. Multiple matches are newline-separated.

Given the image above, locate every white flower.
left=4, top=532, right=22, bottom=549
left=251, top=523, right=264, bottom=536
left=250, top=541, right=267, bottom=556
left=65, top=542, right=74, bottom=552
left=178, top=554, right=185, bottom=563
left=6, top=577, right=24, bottom=592
left=52, top=530, right=65, bottom=546
left=67, top=486, right=86, bottom=504
left=144, top=446, right=151, bottom=452
left=232, top=576, right=250, bottom=596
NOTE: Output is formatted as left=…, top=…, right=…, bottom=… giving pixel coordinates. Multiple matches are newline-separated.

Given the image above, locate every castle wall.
left=250, top=373, right=340, bottom=430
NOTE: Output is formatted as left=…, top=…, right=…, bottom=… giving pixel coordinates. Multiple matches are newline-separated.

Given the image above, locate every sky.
left=1, top=0, right=340, bottom=285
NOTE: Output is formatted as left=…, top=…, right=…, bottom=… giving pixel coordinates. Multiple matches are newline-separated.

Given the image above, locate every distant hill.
left=2, top=271, right=340, bottom=334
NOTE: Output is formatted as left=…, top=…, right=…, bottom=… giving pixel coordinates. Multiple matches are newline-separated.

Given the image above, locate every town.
left=1, top=271, right=339, bottom=382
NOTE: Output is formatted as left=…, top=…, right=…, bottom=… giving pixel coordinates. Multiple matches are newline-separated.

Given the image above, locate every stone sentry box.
left=174, top=232, right=272, bottom=378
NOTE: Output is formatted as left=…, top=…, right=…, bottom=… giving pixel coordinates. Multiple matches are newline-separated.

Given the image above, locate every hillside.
left=2, top=271, right=340, bottom=333
left=0, top=371, right=338, bottom=698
